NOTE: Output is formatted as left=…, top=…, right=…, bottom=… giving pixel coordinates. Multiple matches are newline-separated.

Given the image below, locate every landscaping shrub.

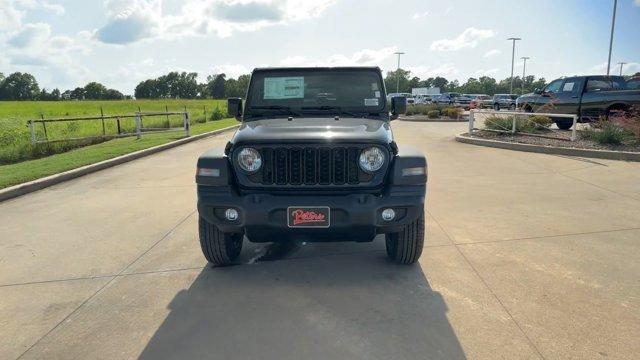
left=484, top=116, right=514, bottom=131
left=581, top=121, right=631, bottom=145
left=210, top=106, right=225, bottom=121
left=443, top=107, right=461, bottom=119
left=528, top=115, right=552, bottom=128
left=427, top=110, right=439, bottom=118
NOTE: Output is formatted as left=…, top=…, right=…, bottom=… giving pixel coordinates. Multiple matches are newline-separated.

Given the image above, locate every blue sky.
left=1, top=0, right=639, bottom=94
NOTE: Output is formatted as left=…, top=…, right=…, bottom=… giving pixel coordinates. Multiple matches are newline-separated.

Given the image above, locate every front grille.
left=257, top=146, right=363, bottom=186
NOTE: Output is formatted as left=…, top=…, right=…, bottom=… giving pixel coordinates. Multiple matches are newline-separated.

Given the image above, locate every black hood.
left=230, top=117, right=393, bottom=145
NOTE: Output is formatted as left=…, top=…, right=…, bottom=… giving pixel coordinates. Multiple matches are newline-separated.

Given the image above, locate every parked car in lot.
left=517, top=75, right=640, bottom=129
left=436, top=92, right=461, bottom=105
left=458, top=94, right=490, bottom=109
left=492, top=94, right=519, bottom=110
left=414, top=94, right=433, bottom=104
left=469, top=94, right=492, bottom=109
left=387, top=92, right=415, bottom=105
left=196, top=67, right=427, bottom=265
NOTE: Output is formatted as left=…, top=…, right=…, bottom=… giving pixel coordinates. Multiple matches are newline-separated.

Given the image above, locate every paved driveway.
left=1, top=121, right=639, bottom=360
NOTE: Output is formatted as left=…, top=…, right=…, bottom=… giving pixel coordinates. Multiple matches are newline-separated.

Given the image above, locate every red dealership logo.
left=291, top=209, right=326, bottom=226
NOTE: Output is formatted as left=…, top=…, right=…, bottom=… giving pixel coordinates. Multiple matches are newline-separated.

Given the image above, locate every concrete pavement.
left=1, top=120, right=639, bottom=359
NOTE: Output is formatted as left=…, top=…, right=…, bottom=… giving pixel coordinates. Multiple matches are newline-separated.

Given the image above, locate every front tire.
left=555, top=119, right=573, bottom=130
left=199, top=216, right=243, bottom=266
left=493, top=103, right=500, bottom=111
left=385, top=212, right=425, bottom=264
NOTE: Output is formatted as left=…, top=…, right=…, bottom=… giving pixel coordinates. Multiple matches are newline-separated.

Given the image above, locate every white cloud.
left=14, top=0, right=64, bottom=15
left=474, top=68, right=500, bottom=76
left=279, top=47, right=398, bottom=67
left=483, top=49, right=501, bottom=58
left=590, top=61, right=640, bottom=75
left=430, top=27, right=495, bottom=51
left=96, top=0, right=161, bottom=44
left=405, top=64, right=459, bottom=79
left=95, top=0, right=337, bottom=44
left=411, top=11, right=428, bottom=19
left=7, top=22, right=50, bottom=48
left=211, top=64, right=251, bottom=78
left=443, top=6, right=453, bottom=15
left=0, top=0, right=24, bottom=31
left=635, top=0, right=640, bottom=6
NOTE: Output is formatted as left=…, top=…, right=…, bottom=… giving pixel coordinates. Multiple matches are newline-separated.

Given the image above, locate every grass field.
left=0, top=99, right=227, bottom=165
left=0, top=118, right=238, bottom=189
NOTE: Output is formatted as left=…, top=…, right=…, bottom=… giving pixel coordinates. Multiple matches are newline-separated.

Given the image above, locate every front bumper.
left=197, top=185, right=425, bottom=242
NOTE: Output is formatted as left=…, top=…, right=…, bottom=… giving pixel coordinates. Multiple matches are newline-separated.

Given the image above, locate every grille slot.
left=256, top=146, right=363, bottom=186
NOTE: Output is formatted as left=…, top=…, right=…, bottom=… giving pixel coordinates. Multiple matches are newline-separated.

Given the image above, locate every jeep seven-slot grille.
left=258, top=147, right=361, bottom=186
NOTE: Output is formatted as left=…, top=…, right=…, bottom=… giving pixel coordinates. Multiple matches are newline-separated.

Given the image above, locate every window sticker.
left=364, top=98, right=379, bottom=107
left=264, top=77, right=305, bottom=99
left=562, top=82, right=575, bottom=92
left=374, top=91, right=381, bottom=98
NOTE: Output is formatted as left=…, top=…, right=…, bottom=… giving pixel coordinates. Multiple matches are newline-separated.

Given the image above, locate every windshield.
left=245, top=69, right=385, bottom=118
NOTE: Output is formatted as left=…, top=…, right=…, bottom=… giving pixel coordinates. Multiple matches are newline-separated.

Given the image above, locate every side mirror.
left=533, top=88, right=542, bottom=94
left=227, top=97, right=243, bottom=121
left=390, top=96, right=407, bottom=120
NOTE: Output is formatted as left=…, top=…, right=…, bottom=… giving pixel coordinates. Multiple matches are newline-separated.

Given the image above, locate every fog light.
left=381, top=208, right=396, bottom=221
left=225, top=208, right=239, bottom=221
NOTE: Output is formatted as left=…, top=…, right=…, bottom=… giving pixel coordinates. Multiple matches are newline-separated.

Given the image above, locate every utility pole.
left=507, top=37, right=521, bottom=94
left=617, top=62, right=626, bottom=76
left=521, top=57, right=530, bottom=94
left=394, top=51, right=405, bottom=93
left=606, top=0, right=617, bottom=76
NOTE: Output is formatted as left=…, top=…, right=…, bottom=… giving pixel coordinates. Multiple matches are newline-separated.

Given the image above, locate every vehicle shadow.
left=139, top=239, right=466, bottom=360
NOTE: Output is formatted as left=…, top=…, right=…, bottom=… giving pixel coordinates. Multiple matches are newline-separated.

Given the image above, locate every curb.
left=0, top=124, right=240, bottom=203
left=400, top=116, right=468, bottom=123
left=455, top=134, right=640, bottom=162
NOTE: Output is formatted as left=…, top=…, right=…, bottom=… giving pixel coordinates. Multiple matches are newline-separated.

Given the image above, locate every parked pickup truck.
left=517, top=75, right=640, bottom=129
left=196, top=67, right=427, bottom=266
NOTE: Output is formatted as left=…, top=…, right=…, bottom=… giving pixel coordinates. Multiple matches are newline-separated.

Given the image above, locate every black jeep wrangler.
left=196, top=67, right=427, bottom=265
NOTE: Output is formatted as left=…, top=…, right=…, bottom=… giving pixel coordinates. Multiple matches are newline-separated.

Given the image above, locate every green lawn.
left=0, top=119, right=238, bottom=189
left=0, top=99, right=227, bottom=165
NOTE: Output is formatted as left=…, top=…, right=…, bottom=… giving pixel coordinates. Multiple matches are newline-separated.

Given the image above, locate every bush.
left=210, top=105, right=225, bottom=121
left=484, top=116, right=514, bottom=131
left=528, top=115, right=552, bottom=128
left=443, top=107, right=461, bottom=119
left=582, top=121, right=631, bottom=145
left=427, top=110, right=439, bottom=118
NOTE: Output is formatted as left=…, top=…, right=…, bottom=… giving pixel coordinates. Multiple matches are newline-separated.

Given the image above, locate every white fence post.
left=183, top=112, right=190, bottom=137
left=29, top=120, right=36, bottom=145
left=511, top=114, right=517, bottom=134
left=571, top=115, right=577, bottom=141
left=468, top=110, right=475, bottom=135
left=135, top=113, right=142, bottom=139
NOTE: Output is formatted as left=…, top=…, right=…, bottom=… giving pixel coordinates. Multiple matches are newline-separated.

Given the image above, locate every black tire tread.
left=198, top=216, right=242, bottom=266
left=385, top=212, right=425, bottom=264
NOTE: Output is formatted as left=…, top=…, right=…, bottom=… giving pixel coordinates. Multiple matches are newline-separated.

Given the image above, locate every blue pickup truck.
left=517, top=75, right=640, bottom=129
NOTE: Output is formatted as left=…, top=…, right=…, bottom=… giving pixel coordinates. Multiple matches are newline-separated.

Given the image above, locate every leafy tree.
left=104, top=88, right=124, bottom=100
left=38, top=88, right=61, bottom=101
left=432, top=77, right=448, bottom=91
left=207, top=73, right=227, bottom=99
left=84, top=82, right=109, bottom=99
left=134, top=72, right=199, bottom=99
left=384, top=69, right=411, bottom=93
left=0, top=72, right=5, bottom=86
left=0, top=72, right=40, bottom=100
left=70, top=87, right=85, bottom=100
left=135, top=79, right=159, bottom=99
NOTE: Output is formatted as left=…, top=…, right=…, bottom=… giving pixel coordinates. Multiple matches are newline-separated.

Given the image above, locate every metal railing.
left=28, top=111, right=190, bottom=145
left=469, top=109, right=578, bottom=141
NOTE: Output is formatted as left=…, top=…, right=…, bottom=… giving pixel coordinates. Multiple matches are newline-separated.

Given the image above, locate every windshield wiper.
left=300, top=106, right=362, bottom=118
left=250, top=105, right=302, bottom=117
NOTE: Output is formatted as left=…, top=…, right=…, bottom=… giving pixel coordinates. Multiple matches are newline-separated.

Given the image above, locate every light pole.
left=606, top=0, right=618, bottom=76
left=617, top=61, right=626, bottom=76
left=394, top=51, right=405, bottom=93
left=521, top=56, right=530, bottom=94
left=507, top=37, right=521, bottom=94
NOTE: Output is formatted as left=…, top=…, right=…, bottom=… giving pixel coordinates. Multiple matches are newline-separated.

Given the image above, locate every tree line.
left=5, top=68, right=635, bottom=102
left=133, top=72, right=249, bottom=99
left=0, top=72, right=126, bottom=101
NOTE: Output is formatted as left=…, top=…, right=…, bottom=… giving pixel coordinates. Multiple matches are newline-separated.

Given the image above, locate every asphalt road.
left=1, top=121, right=639, bottom=360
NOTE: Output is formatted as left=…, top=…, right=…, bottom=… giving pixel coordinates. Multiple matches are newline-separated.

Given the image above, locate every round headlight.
left=359, top=147, right=385, bottom=173
left=237, top=148, right=262, bottom=173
